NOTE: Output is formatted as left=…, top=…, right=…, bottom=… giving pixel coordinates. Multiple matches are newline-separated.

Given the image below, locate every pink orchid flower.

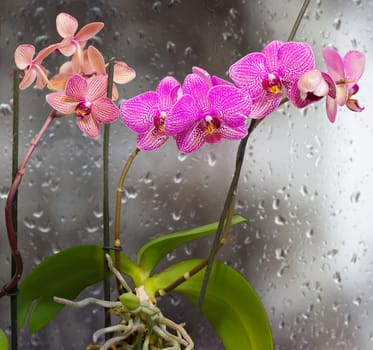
left=322, top=48, right=365, bottom=122
left=46, top=74, right=119, bottom=138
left=165, top=72, right=252, bottom=153
left=56, top=13, right=104, bottom=70
left=229, top=40, right=315, bottom=118
left=290, top=69, right=336, bottom=108
left=120, top=76, right=180, bottom=151
left=49, top=46, right=135, bottom=99
left=14, top=44, right=57, bottom=90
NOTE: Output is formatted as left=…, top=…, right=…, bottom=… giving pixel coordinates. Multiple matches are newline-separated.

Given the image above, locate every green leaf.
left=146, top=259, right=273, bottom=350
left=18, top=245, right=141, bottom=333
left=137, top=215, right=248, bottom=275
left=0, top=328, right=8, bottom=350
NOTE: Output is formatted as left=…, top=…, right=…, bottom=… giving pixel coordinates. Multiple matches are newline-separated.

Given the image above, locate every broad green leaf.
left=146, top=259, right=273, bottom=350
left=137, top=215, right=248, bottom=275
left=18, top=245, right=142, bottom=333
left=0, top=328, right=8, bottom=350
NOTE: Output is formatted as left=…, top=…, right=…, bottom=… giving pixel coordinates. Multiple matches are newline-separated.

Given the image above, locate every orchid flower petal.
left=58, top=38, right=77, bottom=56
left=192, top=66, right=212, bottom=87
left=75, top=22, right=104, bottom=41
left=208, top=85, right=251, bottom=126
left=262, top=40, right=284, bottom=71
left=14, top=44, right=35, bottom=69
left=182, top=74, right=210, bottom=114
left=249, top=94, right=281, bottom=119
left=156, top=76, right=180, bottom=111
left=56, top=13, right=78, bottom=38
left=65, top=74, right=87, bottom=100
left=346, top=98, right=364, bottom=112
left=76, top=113, right=100, bottom=138
left=229, top=52, right=268, bottom=100
left=91, top=98, right=119, bottom=123
left=278, top=42, right=315, bottom=89
left=113, top=61, right=136, bottom=84
left=219, top=124, right=248, bottom=140
left=120, top=91, right=159, bottom=133
left=335, top=85, right=348, bottom=106
left=137, top=128, right=169, bottom=151
left=35, top=65, right=48, bottom=89
left=86, top=75, right=108, bottom=101
left=87, top=46, right=106, bottom=75
left=34, top=44, right=57, bottom=64
left=175, top=124, right=205, bottom=153
left=46, top=91, right=78, bottom=115
left=326, top=95, right=337, bottom=123
left=166, top=94, right=200, bottom=136
left=344, top=50, right=366, bottom=82
left=19, top=69, right=37, bottom=90
left=322, top=48, right=345, bottom=80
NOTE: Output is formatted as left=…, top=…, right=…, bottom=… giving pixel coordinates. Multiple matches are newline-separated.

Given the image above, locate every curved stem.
left=114, top=148, right=140, bottom=292
left=0, top=109, right=57, bottom=298
left=287, top=0, right=311, bottom=42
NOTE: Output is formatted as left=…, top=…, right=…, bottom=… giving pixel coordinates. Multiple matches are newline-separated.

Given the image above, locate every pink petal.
left=322, top=72, right=337, bottom=99
left=166, top=94, right=200, bottom=135
left=111, top=83, right=119, bottom=101
left=46, top=91, right=78, bottom=114
left=120, top=91, right=159, bottom=133
left=219, top=124, right=248, bottom=140
left=322, top=48, right=344, bottom=80
left=91, top=98, right=119, bottom=123
left=65, top=74, right=87, bottom=100
left=192, top=66, right=212, bottom=87
left=182, top=74, right=210, bottom=114
left=346, top=98, right=364, bottom=112
left=49, top=73, right=70, bottom=91
left=87, top=46, right=106, bottom=74
left=86, top=75, right=108, bottom=101
left=34, top=44, right=58, bottom=64
left=113, top=61, right=136, bottom=84
left=35, top=65, right=48, bottom=89
left=278, top=42, right=315, bottom=88
left=211, top=75, right=232, bottom=86
left=14, top=44, right=35, bottom=69
left=56, top=13, right=78, bottom=38
left=250, top=94, right=281, bottom=119
left=156, top=76, right=180, bottom=111
left=262, top=40, right=284, bottom=71
left=58, top=38, right=77, bottom=57
left=326, top=96, right=337, bottom=123
left=19, top=69, right=37, bottom=90
left=335, top=85, right=348, bottom=106
left=137, top=128, right=168, bottom=151
left=75, top=22, right=104, bottom=41
left=76, top=113, right=100, bottom=138
left=208, top=85, right=251, bottom=126
left=343, top=50, right=365, bottom=82
left=229, top=53, right=268, bottom=100
left=175, top=124, right=205, bottom=153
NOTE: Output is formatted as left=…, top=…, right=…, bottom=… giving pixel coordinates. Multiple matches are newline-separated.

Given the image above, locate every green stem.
left=11, top=69, right=19, bottom=350
left=287, top=0, right=311, bottom=42
left=103, top=58, right=115, bottom=329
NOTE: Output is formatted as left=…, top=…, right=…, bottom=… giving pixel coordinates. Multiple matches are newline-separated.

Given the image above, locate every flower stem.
left=114, top=148, right=140, bottom=293
left=0, top=109, right=57, bottom=299
left=103, top=57, right=115, bottom=329
left=287, top=0, right=311, bottom=42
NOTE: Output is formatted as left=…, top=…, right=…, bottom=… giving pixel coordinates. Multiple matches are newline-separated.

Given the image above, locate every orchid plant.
left=0, top=3, right=366, bottom=350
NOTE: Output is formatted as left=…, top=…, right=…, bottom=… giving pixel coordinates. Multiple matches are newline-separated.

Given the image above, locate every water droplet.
left=333, top=17, right=342, bottom=30
left=300, top=185, right=308, bottom=196
left=333, top=271, right=342, bottom=284
left=305, top=228, right=314, bottom=238
left=352, top=296, right=362, bottom=306
left=24, top=217, right=36, bottom=229
left=125, top=186, right=138, bottom=199
left=274, top=215, right=287, bottom=226
left=152, top=1, right=162, bottom=12
left=174, top=172, right=183, bottom=184
left=38, top=223, right=51, bottom=233
left=275, top=248, right=287, bottom=260
left=350, top=191, right=360, bottom=203
left=184, top=46, right=193, bottom=58
left=272, top=198, right=280, bottom=210
left=0, top=186, right=9, bottom=199
left=166, top=41, right=176, bottom=53
left=207, top=152, right=216, bottom=167
left=178, top=153, right=188, bottom=162
left=172, top=210, right=182, bottom=221
left=0, top=103, right=12, bottom=115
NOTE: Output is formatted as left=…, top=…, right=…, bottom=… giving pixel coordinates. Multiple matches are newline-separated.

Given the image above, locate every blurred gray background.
left=1, top=0, right=372, bottom=349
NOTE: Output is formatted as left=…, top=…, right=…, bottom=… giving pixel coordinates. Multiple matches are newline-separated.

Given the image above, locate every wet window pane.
left=0, top=0, right=372, bottom=349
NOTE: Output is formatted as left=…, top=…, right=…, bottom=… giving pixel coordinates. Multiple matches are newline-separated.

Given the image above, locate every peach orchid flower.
left=49, top=46, right=136, bottom=99
left=14, top=44, right=57, bottom=90
left=56, top=13, right=104, bottom=70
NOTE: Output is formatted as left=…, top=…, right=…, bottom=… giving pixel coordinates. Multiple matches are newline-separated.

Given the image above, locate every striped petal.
left=65, top=74, right=87, bottom=100
left=156, top=76, right=180, bottom=111
left=113, top=61, right=136, bottom=84
left=344, top=50, right=365, bottom=82
left=86, top=75, right=108, bottom=101
left=91, top=98, right=119, bottom=123
left=19, top=69, right=37, bottom=90
left=175, top=124, right=205, bottom=153
left=322, top=48, right=344, bottom=81
left=87, top=46, right=106, bottom=75
left=120, top=91, right=159, bottom=133
left=262, top=40, right=284, bottom=72
left=182, top=74, right=210, bottom=114
left=15, top=45, right=35, bottom=69
left=75, top=22, right=104, bottom=41
left=56, top=13, right=78, bottom=38
left=46, top=91, right=77, bottom=115
left=137, top=128, right=168, bottom=151
left=76, top=113, right=100, bottom=138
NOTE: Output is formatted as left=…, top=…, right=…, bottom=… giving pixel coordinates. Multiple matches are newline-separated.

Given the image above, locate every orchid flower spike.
left=322, top=47, right=365, bottom=122
left=56, top=13, right=104, bottom=71
left=46, top=74, right=119, bottom=138
left=166, top=71, right=252, bottom=153
left=229, top=40, right=315, bottom=118
left=120, top=76, right=181, bottom=151
left=14, top=44, right=57, bottom=90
